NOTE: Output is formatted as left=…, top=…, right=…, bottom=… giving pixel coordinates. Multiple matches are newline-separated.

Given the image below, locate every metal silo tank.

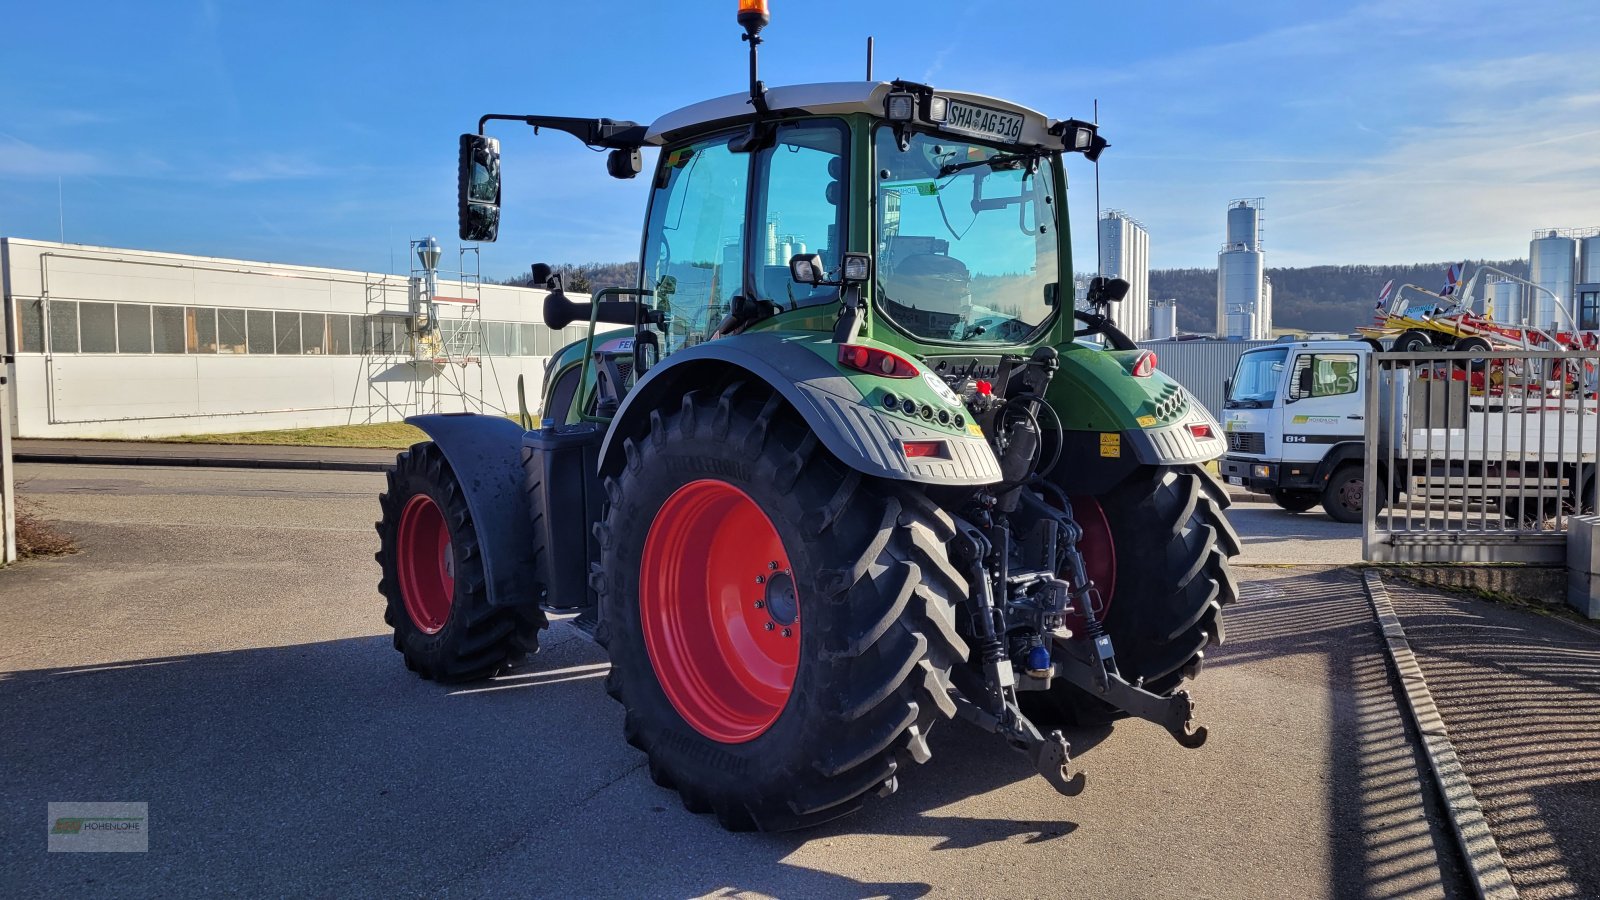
left=1530, top=231, right=1577, bottom=329
left=1218, top=250, right=1264, bottom=339
left=1492, top=279, right=1520, bottom=325
left=1581, top=234, right=1600, bottom=283
left=1226, top=203, right=1259, bottom=250
left=1150, top=299, right=1178, bottom=340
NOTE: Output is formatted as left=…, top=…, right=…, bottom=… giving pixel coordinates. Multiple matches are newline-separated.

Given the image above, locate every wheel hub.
left=639, top=480, right=800, bottom=744
left=396, top=493, right=454, bottom=635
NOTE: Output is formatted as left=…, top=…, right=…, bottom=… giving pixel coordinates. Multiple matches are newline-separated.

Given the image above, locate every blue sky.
left=1, top=0, right=1596, bottom=280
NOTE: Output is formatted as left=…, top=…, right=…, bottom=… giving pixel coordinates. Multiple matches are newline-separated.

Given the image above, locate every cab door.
left=1281, top=350, right=1364, bottom=464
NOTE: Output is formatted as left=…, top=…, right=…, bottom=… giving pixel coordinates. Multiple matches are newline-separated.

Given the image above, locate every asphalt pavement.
left=3, top=462, right=1445, bottom=897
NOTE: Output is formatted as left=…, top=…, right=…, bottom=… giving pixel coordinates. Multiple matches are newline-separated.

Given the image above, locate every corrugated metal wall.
left=1140, top=339, right=1276, bottom=418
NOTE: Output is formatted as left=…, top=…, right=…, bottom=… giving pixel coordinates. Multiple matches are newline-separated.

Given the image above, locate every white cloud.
left=0, top=134, right=108, bottom=178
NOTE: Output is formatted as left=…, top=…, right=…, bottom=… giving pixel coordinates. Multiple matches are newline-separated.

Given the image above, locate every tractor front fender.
left=406, top=414, right=539, bottom=609
left=597, top=334, right=1001, bottom=486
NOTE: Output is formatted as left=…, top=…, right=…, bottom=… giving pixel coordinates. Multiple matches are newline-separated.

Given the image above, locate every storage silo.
left=1099, top=211, right=1150, bottom=340
left=1491, top=279, right=1521, bottom=325
left=1149, top=298, right=1178, bottom=340
left=1530, top=229, right=1578, bottom=329
left=1581, top=233, right=1600, bottom=283
left=1216, top=199, right=1268, bottom=339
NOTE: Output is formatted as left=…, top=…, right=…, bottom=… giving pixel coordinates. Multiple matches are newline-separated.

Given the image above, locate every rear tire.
left=1270, top=489, right=1320, bottom=512
left=1026, top=465, right=1241, bottom=726
left=1395, top=329, right=1435, bottom=353
left=377, top=442, right=545, bottom=682
left=594, top=384, right=969, bottom=831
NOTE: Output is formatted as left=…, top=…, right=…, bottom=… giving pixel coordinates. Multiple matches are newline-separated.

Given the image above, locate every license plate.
left=1226, top=476, right=1243, bottom=486
left=942, top=100, right=1025, bottom=143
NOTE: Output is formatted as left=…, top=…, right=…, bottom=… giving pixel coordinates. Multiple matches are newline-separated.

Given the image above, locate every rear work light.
left=901, top=440, right=949, bottom=459
left=838, top=344, right=918, bottom=378
left=1131, top=350, right=1158, bottom=377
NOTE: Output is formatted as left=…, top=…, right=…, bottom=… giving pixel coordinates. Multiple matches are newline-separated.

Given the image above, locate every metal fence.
left=1363, top=349, right=1600, bottom=563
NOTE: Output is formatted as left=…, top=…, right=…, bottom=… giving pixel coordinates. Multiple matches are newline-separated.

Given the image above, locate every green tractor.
left=377, top=2, right=1239, bottom=831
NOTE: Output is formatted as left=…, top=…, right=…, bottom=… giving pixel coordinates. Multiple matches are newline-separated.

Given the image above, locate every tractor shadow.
left=0, top=622, right=1106, bottom=898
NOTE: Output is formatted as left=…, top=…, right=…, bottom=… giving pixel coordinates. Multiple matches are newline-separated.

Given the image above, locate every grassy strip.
left=156, top=422, right=428, bottom=449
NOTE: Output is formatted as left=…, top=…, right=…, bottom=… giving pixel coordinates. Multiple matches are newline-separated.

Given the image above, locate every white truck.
left=1218, top=340, right=1600, bottom=523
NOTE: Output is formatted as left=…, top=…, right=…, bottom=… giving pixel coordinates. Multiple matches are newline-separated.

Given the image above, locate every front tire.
left=377, top=442, right=545, bottom=682
left=1321, top=464, right=1375, bottom=523
left=1028, top=465, right=1241, bottom=726
left=594, top=384, right=969, bottom=831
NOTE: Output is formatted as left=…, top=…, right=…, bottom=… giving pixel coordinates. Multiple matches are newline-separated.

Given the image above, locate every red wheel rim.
left=640, top=480, right=799, bottom=744
left=1065, top=495, right=1116, bottom=633
left=397, top=494, right=454, bottom=634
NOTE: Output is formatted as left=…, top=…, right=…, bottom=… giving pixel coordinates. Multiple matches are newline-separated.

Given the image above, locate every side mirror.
left=1086, top=275, right=1130, bottom=305
left=1224, top=376, right=1233, bottom=397
left=790, top=253, right=825, bottom=286
left=1296, top=366, right=1314, bottom=397
left=458, top=134, right=502, bottom=243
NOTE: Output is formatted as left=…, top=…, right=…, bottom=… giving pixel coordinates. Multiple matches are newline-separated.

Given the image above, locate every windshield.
left=1226, top=348, right=1288, bottom=408
left=873, top=129, right=1060, bottom=344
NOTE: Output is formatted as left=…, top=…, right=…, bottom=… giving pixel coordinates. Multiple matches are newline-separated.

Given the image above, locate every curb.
left=14, top=452, right=392, bottom=473
left=1362, top=571, right=1518, bottom=900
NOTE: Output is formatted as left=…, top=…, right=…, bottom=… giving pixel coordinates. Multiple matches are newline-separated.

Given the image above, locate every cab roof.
left=644, top=81, right=1062, bottom=148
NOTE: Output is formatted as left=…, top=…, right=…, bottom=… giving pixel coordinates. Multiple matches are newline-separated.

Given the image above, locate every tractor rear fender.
left=597, top=334, right=1002, bottom=485
left=405, top=414, right=540, bottom=609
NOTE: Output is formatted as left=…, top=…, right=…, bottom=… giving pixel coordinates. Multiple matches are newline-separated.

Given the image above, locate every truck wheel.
left=594, top=384, right=969, bottom=831
left=1453, top=336, right=1493, bottom=371
left=376, top=442, right=545, bottom=682
left=1321, top=465, right=1377, bottom=523
left=1025, top=465, right=1241, bottom=727
left=1395, top=329, right=1435, bottom=353
left=1270, top=489, right=1320, bottom=512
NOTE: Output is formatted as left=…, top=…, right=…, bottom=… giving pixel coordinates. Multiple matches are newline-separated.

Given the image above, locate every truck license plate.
left=1226, top=476, right=1243, bottom=486
left=942, top=101, right=1025, bottom=143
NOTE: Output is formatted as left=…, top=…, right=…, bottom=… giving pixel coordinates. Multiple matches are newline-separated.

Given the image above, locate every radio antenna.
left=1093, top=99, right=1103, bottom=278
left=866, top=36, right=874, bottom=81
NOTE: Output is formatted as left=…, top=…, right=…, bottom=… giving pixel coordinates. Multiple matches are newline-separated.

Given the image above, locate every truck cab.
left=1218, top=340, right=1372, bottom=522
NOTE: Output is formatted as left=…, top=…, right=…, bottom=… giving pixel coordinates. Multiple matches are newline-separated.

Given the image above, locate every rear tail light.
left=838, top=344, right=918, bottom=378
left=1131, top=350, right=1158, bottom=378
left=901, top=440, right=949, bottom=459
left=1187, top=422, right=1215, bottom=440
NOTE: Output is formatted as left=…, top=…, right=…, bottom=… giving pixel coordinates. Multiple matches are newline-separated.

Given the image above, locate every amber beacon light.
left=738, top=0, right=770, bottom=33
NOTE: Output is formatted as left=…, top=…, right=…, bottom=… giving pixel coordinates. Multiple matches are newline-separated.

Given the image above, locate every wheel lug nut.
left=768, top=560, right=779, bottom=570
left=754, top=600, right=765, bottom=609
left=782, top=627, right=792, bottom=638
left=764, top=622, right=775, bottom=631
left=755, top=575, right=765, bottom=584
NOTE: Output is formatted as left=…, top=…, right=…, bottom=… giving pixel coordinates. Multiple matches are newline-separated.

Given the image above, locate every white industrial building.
left=1, top=238, right=605, bottom=439
left=1528, top=227, right=1600, bottom=331
left=1216, top=199, right=1272, bottom=340
left=1098, top=211, right=1150, bottom=341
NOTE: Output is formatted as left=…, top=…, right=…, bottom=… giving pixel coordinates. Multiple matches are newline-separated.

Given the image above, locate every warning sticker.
left=966, top=422, right=984, bottom=437
left=1099, top=433, right=1121, bottom=458
left=1137, top=415, right=1157, bottom=428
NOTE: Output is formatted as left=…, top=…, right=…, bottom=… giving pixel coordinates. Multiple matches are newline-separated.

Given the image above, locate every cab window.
left=752, top=119, right=847, bottom=309
left=641, top=133, right=748, bottom=355
left=1289, top=353, right=1360, bottom=400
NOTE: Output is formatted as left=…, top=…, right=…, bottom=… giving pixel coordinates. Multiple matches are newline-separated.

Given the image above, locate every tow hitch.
left=1049, top=632, right=1210, bottom=749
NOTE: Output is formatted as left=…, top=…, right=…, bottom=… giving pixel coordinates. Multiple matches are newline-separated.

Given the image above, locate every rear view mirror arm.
left=476, top=114, right=648, bottom=150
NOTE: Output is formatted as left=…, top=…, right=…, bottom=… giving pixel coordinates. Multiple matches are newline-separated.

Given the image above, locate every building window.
left=301, top=312, right=326, bottom=354
left=49, top=300, right=79, bottom=353
left=1581, top=290, right=1600, bottom=331
left=247, top=310, right=275, bottom=354
left=520, top=324, right=537, bottom=356
left=153, top=305, right=186, bottom=353
left=274, top=311, right=302, bottom=354
left=17, top=299, right=44, bottom=352
left=218, top=309, right=247, bottom=353
left=329, top=314, right=352, bottom=354
left=188, top=307, right=218, bottom=353
left=117, top=304, right=153, bottom=353
left=80, top=302, right=116, bottom=353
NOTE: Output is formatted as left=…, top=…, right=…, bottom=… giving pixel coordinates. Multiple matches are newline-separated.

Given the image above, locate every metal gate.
left=1363, top=349, right=1600, bottom=563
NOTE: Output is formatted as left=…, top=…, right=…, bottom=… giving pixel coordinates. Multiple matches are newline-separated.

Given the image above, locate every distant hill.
left=503, top=259, right=1531, bottom=335
left=1151, top=259, right=1529, bottom=335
